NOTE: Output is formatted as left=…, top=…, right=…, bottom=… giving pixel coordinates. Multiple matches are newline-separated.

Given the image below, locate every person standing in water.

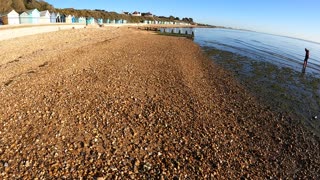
left=302, top=48, right=310, bottom=73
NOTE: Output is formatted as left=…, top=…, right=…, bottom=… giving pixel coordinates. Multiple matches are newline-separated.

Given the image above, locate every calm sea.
left=193, top=28, right=320, bottom=77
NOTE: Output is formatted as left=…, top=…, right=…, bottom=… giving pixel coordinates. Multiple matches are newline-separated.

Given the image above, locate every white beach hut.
left=40, top=10, right=50, bottom=24
left=20, top=11, right=30, bottom=24
left=20, top=9, right=40, bottom=24
left=50, top=12, right=56, bottom=23
left=66, top=15, right=72, bottom=23
left=0, top=10, right=20, bottom=25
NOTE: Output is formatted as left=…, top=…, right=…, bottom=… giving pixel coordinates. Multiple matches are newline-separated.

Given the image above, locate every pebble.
left=0, top=26, right=318, bottom=179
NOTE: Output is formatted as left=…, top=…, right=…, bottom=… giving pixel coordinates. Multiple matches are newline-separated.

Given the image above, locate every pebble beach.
left=0, top=27, right=319, bottom=179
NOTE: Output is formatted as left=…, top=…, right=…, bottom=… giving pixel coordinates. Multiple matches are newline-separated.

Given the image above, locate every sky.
left=45, top=0, right=320, bottom=43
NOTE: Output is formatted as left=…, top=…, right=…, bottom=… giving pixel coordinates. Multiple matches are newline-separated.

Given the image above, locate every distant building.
left=0, top=10, right=20, bottom=25
left=132, top=11, right=141, bottom=17
left=143, top=12, right=153, bottom=18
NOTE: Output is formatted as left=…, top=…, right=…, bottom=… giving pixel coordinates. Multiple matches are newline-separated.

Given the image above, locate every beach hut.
left=97, top=18, right=103, bottom=25
left=66, top=15, right=72, bottom=23
left=103, top=19, right=109, bottom=24
left=72, top=16, right=78, bottom=23
left=60, top=14, right=66, bottom=23
left=86, top=17, right=95, bottom=25
left=50, top=12, right=56, bottom=23
left=110, top=19, right=115, bottom=24
left=28, top=9, right=40, bottom=24
left=55, top=12, right=60, bottom=22
left=122, top=20, right=127, bottom=24
left=55, top=13, right=66, bottom=23
left=0, top=10, right=20, bottom=25
left=19, top=11, right=29, bottom=24
left=20, top=9, right=40, bottom=24
left=39, top=10, right=50, bottom=24
left=115, top=19, right=121, bottom=24
left=78, top=17, right=86, bottom=24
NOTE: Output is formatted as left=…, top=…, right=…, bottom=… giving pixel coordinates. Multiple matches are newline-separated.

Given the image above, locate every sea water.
left=194, top=28, right=320, bottom=77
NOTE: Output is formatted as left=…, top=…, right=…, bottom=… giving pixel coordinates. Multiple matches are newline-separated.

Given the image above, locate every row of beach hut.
left=1, top=9, right=190, bottom=26
left=0, top=9, right=129, bottom=25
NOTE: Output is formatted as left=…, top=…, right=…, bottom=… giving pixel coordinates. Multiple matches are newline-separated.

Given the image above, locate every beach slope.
left=0, top=27, right=319, bottom=179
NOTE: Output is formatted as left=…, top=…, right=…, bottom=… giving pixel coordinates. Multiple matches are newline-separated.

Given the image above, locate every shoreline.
left=0, top=23, right=198, bottom=41
left=0, top=27, right=319, bottom=178
left=201, top=46, right=320, bottom=138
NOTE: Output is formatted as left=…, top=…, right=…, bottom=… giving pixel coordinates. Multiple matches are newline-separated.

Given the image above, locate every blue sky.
left=46, top=0, right=320, bottom=43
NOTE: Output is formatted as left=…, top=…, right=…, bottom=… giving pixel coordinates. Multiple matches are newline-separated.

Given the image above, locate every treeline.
left=56, top=8, right=195, bottom=24
left=55, top=8, right=155, bottom=23
left=0, top=0, right=195, bottom=24
left=0, top=0, right=54, bottom=13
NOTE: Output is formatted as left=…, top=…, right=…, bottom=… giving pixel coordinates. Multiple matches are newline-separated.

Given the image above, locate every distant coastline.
left=196, top=24, right=320, bottom=44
